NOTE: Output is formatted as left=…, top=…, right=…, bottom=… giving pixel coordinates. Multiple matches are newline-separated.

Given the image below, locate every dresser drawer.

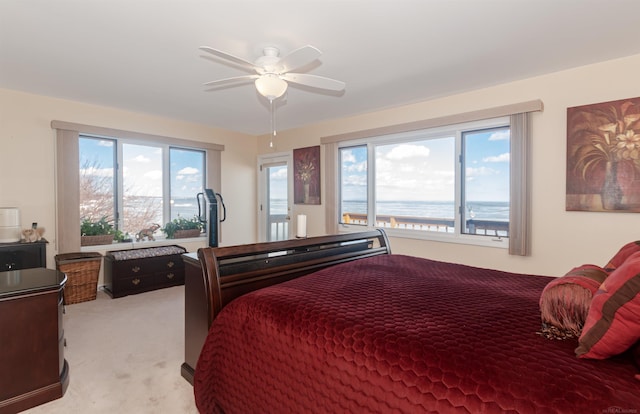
left=111, top=254, right=183, bottom=276
left=157, top=269, right=185, bottom=285
left=113, top=274, right=154, bottom=292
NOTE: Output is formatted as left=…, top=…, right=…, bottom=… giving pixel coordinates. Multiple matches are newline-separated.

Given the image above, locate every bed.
left=184, top=230, right=640, bottom=413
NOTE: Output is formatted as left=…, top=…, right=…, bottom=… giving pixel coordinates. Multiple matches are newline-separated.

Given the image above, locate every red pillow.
left=576, top=251, right=640, bottom=359
left=605, top=241, right=640, bottom=271
left=539, top=264, right=608, bottom=339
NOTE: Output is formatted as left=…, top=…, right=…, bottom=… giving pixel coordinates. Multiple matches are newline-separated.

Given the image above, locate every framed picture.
left=294, top=145, right=321, bottom=205
left=566, top=97, right=640, bottom=212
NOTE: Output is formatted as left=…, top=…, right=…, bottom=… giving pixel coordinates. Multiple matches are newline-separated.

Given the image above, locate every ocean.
left=116, top=197, right=509, bottom=224
left=269, top=199, right=509, bottom=221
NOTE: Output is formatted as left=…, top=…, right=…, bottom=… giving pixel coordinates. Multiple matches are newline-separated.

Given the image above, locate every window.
left=340, top=146, right=368, bottom=225
left=79, top=137, right=116, bottom=226
left=461, top=127, right=510, bottom=237
left=54, top=120, right=223, bottom=253
left=338, top=117, right=510, bottom=246
left=169, top=148, right=206, bottom=221
left=79, top=135, right=206, bottom=241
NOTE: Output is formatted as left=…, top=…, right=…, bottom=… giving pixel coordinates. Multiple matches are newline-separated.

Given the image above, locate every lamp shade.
left=255, top=74, right=288, bottom=99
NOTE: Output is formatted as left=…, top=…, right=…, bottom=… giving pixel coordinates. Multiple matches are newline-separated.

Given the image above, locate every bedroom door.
left=258, top=153, right=292, bottom=241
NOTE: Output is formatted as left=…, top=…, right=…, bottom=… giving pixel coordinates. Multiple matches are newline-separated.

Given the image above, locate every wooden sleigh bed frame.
left=181, top=230, right=391, bottom=384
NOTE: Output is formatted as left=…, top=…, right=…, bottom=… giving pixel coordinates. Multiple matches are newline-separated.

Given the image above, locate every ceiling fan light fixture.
left=255, top=74, right=288, bottom=100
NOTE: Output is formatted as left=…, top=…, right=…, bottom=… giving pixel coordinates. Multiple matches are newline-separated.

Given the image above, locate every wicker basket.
left=55, top=252, right=103, bottom=304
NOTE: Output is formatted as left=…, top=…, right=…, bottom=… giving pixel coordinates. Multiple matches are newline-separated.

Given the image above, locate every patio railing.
left=266, top=212, right=509, bottom=240
left=341, top=213, right=509, bottom=237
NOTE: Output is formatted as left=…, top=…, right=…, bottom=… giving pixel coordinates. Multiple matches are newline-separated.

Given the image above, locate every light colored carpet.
left=25, top=286, right=198, bottom=414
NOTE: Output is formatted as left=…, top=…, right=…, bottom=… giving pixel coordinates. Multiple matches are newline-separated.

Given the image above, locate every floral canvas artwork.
left=294, top=146, right=320, bottom=205
left=566, top=97, right=640, bottom=212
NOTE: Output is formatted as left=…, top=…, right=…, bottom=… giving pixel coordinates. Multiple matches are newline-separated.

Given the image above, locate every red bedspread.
left=194, top=254, right=640, bottom=413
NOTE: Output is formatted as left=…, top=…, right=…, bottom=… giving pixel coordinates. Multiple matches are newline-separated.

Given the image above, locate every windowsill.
left=80, top=236, right=208, bottom=252
left=339, top=225, right=508, bottom=249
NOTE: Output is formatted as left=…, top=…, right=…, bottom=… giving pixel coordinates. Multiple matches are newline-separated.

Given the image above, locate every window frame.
left=53, top=120, right=223, bottom=252
left=321, top=101, right=540, bottom=256
left=80, top=134, right=207, bottom=240
left=337, top=116, right=511, bottom=249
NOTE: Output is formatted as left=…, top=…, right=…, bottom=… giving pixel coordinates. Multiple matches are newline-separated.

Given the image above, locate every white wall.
left=3, top=53, right=640, bottom=278
left=0, top=88, right=258, bottom=269
left=257, top=53, right=640, bottom=277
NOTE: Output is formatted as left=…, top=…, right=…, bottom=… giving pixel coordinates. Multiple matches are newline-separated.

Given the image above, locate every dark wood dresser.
left=0, top=268, right=69, bottom=413
left=0, top=241, right=47, bottom=271
left=104, top=245, right=186, bottom=298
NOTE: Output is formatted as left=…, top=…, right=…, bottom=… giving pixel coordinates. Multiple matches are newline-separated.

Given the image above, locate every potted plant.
left=80, top=217, right=115, bottom=246
left=161, top=216, right=203, bottom=239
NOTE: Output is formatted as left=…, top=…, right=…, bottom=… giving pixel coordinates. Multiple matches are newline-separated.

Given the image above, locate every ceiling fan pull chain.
left=270, top=98, right=276, bottom=148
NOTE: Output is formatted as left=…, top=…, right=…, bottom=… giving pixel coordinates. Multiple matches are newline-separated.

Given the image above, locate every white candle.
left=296, top=214, right=307, bottom=238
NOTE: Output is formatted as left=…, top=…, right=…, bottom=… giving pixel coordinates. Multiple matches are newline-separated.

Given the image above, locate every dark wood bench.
left=104, top=245, right=186, bottom=298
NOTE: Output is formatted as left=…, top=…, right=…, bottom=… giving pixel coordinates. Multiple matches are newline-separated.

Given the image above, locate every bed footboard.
left=181, top=229, right=390, bottom=384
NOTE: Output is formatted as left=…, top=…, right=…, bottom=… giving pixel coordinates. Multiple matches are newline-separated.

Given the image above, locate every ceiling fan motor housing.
left=255, top=47, right=282, bottom=74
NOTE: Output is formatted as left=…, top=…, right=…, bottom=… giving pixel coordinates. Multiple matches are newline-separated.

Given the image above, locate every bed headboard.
left=197, top=229, right=390, bottom=326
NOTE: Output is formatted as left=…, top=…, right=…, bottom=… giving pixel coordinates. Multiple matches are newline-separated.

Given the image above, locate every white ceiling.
left=2, top=0, right=640, bottom=136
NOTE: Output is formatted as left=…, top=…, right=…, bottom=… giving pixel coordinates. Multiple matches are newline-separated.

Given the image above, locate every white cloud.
left=144, top=170, right=162, bottom=180
left=343, top=174, right=367, bottom=186
left=386, top=144, right=430, bottom=160
left=134, top=155, right=151, bottom=163
left=341, top=150, right=356, bottom=163
left=178, top=167, right=199, bottom=175
left=489, top=130, right=510, bottom=141
left=270, top=168, right=287, bottom=180
left=176, top=167, right=201, bottom=181
left=466, top=166, right=499, bottom=177
left=344, top=161, right=366, bottom=173
left=482, top=153, right=510, bottom=162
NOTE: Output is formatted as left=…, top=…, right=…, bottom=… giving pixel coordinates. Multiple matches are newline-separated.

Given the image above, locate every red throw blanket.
left=194, top=254, right=640, bottom=413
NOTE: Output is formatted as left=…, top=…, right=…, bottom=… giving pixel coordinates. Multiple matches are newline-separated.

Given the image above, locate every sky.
left=340, top=127, right=510, bottom=202
left=79, top=137, right=205, bottom=200
left=267, top=128, right=510, bottom=206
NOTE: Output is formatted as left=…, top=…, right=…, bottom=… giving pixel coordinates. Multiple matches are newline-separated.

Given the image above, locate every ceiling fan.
left=200, top=44, right=345, bottom=147
left=200, top=45, right=346, bottom=100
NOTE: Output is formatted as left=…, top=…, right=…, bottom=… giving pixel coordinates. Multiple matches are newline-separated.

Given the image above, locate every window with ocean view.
left=170, top=148, right=205, bottom=221
left=462, top=126, right=510, bottom=236
left=122, top=143, right=163, bottom=236
left=338, top=117, right=510, bottom=243
left=79, top=135, right=206, bottom=241
left=340, top=146, right=368, bottom=225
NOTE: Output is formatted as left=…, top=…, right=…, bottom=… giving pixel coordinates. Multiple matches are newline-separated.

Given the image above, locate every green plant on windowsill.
left=80, top=217, right=116, bottom=246
left=161, top=216, right=203, bottom=239
left=81, top=217, right=114, bottom=236
left=114, top=229, right=132, bottom=243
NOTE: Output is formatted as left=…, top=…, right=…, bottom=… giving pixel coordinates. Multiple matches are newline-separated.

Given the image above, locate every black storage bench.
left=104, top=245, right=187, bottom=298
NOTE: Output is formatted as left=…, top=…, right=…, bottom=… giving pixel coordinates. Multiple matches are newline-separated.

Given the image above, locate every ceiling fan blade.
left=277, top=45, right=322, bottom=73
left=200, top=46, right=259, bottom=72
left=203, top=75, right=258, bottom=88
left=282, top=73, right=346, bottom=91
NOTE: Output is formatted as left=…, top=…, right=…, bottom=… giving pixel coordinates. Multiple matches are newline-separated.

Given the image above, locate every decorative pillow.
left=604, top=240, right=640, bottom=271
left=576, top=251, right=640, bottom=359
left=539, top=264, right=608, bottom=339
